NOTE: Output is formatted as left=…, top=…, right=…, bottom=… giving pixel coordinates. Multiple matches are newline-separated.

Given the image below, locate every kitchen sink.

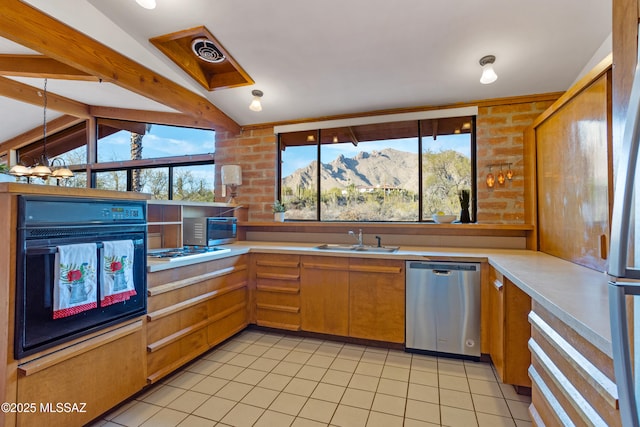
left=315, top=244, right=399, bottom=253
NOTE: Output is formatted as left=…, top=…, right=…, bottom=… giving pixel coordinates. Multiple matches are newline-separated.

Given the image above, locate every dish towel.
left=53, top=243, right=98, bottom=319
left=101, top=240, right=137, bottom=307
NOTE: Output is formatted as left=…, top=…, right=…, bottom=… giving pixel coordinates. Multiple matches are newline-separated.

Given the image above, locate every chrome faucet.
left=349, top=229, right=363, bottom=247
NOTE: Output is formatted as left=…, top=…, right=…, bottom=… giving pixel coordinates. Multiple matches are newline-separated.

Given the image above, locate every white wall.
left=571, top=33, right=612, bottom=86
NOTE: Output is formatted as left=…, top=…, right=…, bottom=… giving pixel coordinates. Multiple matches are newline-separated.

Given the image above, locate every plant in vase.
left=272, top=200, right=286, bottom=222
left=458, top=189, right=471, bottom=223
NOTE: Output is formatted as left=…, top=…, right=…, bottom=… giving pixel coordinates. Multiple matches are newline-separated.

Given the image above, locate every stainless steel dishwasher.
left=406, top=261, right=481, bottom=358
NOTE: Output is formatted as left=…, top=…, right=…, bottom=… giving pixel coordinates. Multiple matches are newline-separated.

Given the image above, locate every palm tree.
left=130, top=124, right=151, bottom=192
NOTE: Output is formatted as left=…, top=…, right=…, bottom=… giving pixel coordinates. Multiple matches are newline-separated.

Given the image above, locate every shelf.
left=238, top=221, right=533, bottom=237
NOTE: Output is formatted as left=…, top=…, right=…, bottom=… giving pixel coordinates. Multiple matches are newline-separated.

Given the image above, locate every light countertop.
left=147, top=241, right=612, bottom=358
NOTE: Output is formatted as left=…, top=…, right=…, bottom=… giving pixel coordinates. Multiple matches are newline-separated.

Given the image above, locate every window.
left=278, top=113, right=475, bottom=222
left=13, top=119, right=216, bottom=201
left=97, top=120, right=215, bottom=162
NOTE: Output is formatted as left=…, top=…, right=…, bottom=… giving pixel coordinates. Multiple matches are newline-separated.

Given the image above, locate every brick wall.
left=476, top=100, right=555, bottom=223
left=215, top=126, right=278, bottom=222
left=217, top=98, right=556, bottom=223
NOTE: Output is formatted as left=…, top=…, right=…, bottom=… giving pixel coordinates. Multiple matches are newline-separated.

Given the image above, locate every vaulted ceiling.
left=0, top=0, right=611, bottom=149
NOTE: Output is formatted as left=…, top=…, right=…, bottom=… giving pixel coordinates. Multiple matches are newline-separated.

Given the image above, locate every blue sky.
left=98, top=125, right=215, bottom=162
left=281, top=133, right=471, bottom=177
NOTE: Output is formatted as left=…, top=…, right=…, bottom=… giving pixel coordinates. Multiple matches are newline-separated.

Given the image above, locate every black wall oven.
left=15, top=195, right=147, bottom=359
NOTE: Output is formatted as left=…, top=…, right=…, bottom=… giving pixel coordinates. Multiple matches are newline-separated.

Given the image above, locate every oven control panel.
left=20, top=196, right=146, bottom=226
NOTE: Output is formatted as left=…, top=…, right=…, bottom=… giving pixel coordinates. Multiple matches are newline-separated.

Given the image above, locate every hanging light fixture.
left=479, top=55, right=498, bottom=84
left=249, top=89, right=263, bottom=112
left=506, top=163, right=514, bottom=180
left=135, top=0, right=156, bottom=9
left=10, top=79, right=73, bottom=183
left=486, top=166, right=495, bottom=188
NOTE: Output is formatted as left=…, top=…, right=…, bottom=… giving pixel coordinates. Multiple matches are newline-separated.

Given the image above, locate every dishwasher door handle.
left=433, top=270, right=452, bottom=276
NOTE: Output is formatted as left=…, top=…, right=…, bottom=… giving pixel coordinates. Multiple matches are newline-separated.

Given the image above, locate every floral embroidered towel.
left=54, top=243, right=98, bottom=319
left=101, top=240, right=136, bottom=307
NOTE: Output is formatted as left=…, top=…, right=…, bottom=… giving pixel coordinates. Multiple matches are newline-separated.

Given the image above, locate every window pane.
left=97, top=120, right=215, bottom=162
left=173, top=164, right=215, bottom=202
left=421, top=117, right=473, bottom=220
left=95, top=170, right=127, bottom=191
left=60, top=171, right=87, bottom=188
left=319, top=123, right=419, bottom=221
left=281, top=131, right=318, bottom=220
left=140, top=167, right=169, bottom=200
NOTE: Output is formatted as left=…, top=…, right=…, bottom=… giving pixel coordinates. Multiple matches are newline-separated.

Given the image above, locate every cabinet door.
left=489, top=268, right=506, bottom=380
left=17, top=321, right=145, bottom=427
left=503, top=277, right=532, bottom=387
left=300, top=256, right=349, bottom=336
left=349, top=258, right=404, bottom=343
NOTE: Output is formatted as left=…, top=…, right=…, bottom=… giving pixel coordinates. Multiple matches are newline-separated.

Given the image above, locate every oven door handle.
left=25, top=239, right=144, bottom=255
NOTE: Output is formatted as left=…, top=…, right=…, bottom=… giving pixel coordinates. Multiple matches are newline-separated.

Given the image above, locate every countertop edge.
left=147, top=241, right=613, bottom=358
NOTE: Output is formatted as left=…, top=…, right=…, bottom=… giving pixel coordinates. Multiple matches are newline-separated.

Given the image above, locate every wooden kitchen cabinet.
left=253, top=253, right=301, bottom=331
left=349, top=258, right=404, bottom=343
left=488, top=266, right=531, bottom=388
left=145, top=255, right=248, bottom=383
left=300, top=256, right=350, bottom=336
left=300, top=255, right=404, bottom=342
left=16, top=320, right=145, bottom=427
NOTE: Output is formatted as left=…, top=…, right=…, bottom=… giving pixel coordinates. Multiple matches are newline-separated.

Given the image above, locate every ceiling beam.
left=90, top=106, right=218, bottom=130
left=0, top=115, right=84, bottom=152
left=0, top=0, right=241, bottom=135
left=0, top=54, right=99, bottom=81
left=0, top=75, right=90, bottom=118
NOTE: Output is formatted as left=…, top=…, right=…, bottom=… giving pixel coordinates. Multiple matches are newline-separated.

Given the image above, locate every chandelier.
left=9, top=79, right=74, bottom=183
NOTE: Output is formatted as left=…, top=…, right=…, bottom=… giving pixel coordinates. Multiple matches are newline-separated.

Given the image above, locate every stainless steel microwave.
left=183, top=217, right=237, bottom=246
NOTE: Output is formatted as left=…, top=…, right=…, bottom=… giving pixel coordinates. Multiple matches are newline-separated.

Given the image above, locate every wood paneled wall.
left=534, top=71, right=612, bottom=271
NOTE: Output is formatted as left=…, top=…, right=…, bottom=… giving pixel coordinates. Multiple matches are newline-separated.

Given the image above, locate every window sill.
left=238, top=221, right=533, bottom=237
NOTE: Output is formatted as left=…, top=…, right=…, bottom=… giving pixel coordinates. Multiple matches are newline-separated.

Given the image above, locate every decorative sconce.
left=9, top=79, right=73, bottom=184
left=486, top=167, right=495, bottom=188
left=506, top=163, right=514, bottom=180
left=221, top=165, right=242, bottom=205
left=486, top=162, right=514, bottom=188
left=249, top=89, right=263, bottom=112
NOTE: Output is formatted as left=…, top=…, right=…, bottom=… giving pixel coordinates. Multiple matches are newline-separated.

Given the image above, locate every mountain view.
left=283, top=148, right=418, bottom=191
left=282, top=148, right=471, bottom=221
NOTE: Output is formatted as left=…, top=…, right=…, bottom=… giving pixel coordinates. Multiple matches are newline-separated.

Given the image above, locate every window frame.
left=14, top=117, right=217, bottom=200
left=277, top=115, right=477, bottom=223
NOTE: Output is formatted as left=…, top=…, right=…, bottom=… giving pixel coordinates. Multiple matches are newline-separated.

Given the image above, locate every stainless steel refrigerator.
left=609, top=24, right=640, bottom=427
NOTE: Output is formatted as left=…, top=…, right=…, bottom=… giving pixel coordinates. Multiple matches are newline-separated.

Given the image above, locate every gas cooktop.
left=147, top=246, right=231, bottom=262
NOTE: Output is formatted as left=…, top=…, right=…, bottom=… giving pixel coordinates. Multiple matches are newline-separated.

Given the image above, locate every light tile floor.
left=91, top=330, right=532, bottom=427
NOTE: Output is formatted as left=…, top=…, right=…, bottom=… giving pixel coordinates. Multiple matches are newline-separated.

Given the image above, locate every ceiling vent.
left=191, top=37, right=226, bottom=63
left=150, top=26, right=254, bottom=91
